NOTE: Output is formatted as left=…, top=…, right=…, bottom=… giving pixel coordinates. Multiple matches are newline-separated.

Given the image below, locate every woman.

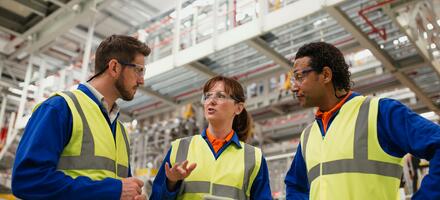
left=150, top=76, right=272, bottom=200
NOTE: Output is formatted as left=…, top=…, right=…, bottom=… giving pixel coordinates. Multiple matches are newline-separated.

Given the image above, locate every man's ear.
left=322, top=66, right=333, bottom=84
left=108, top=59, right=120, bottom=78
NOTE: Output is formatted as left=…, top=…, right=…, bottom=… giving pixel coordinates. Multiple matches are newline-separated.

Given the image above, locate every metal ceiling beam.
left=7, top=0, right=115, bottom=61
left=0, top=79, right=17, bottom=90
left=47, top=0, right=67, bottom=8
left=185, top=61, right=217, bottom=78
left=0, top=7, right=25, bottom=34
left=134, top=0, right=159, bottom=13
left=2, top=64, right=18, bottom=84
left=399, top=61, right=430, bottom=73
left=326, top=6, right=440, bottom=115
left=0, top=61, right=3, bottom=81
left=15, top=0, right=48, bottom=17
left=383, top=6, right=440, bottom=78
left=246, top=37, right=291, bottom=70
left=0, top=24, right=21, bottom=36
left=101, top=10, right=133, bottom=29
left=138, top=87, right=178, bottom=107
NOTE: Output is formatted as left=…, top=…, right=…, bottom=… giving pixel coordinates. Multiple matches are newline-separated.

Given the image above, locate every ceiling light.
left=8, top=88, right=23, bottom=95
left=72, top=4, right=80, bottom=11
left=423, top=32, right=428, bottom=39
left=132, top=119, right=138, bottom=127
left=431, top=43, right=437, bottom=49
left=393, top=40, right=399, bottom=45
left=353, top=49, right=372, bottom=60
left=427, top=23, right=434, bottom=30
left=398, top=36, right=408, bottom=43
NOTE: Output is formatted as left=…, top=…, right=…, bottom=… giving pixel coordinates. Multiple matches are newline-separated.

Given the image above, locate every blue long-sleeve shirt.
left=150, top=129, right=272, bottom=200
left=12, top=84, right=131, bottom=200
left=284, top=92, right=440, bottom=200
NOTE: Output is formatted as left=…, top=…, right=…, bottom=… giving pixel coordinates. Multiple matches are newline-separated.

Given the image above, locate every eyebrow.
left=207, top=91, right=226, bottom=93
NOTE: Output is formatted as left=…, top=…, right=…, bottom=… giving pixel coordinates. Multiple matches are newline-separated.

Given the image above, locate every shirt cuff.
left=162, top=179, right=182, bottom=199
left=102, top=178, right=123, bottom=200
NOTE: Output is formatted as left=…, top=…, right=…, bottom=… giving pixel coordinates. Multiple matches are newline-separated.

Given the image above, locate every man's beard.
left=115, top=74, right=137, bottom=101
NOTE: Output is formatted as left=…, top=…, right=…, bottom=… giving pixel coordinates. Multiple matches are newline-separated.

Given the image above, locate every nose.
left=290, top=82, right=300, bottom=95
left=138, top=76, right=145, bottom=85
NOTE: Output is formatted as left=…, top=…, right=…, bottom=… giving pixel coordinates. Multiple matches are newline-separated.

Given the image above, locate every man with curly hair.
left=284, top=42, right=440, bottom=200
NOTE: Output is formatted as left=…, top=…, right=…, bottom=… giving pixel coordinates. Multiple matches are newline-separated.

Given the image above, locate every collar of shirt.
left=82, top=82, right=120, bottom=123
left=315, top=91, right=353, bottom=133
left=202, top=128, right=242, bottom=150
left=206, top=128, right=234, bottom=153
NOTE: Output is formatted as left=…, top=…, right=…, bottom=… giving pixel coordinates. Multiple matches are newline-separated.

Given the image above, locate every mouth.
left=207, top=107, right=216, bottom=114
left=292, top=91, right=304, bottom=99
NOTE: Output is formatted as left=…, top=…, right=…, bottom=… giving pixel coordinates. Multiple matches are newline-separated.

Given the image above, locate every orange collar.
left=315, top=91, right=352, bottom=133
left=206, top=129, right=234, bottom=153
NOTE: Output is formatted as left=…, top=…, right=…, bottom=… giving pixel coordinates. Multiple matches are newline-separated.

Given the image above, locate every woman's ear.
left=235, top=102, right=244, bottom=115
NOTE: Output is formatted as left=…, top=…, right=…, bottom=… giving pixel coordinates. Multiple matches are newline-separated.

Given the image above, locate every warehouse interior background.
left=0, top=0, right=439, bottom=199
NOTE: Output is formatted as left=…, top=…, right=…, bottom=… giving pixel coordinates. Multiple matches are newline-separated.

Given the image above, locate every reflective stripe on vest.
left=302, top=97, right=403, bottom=184
left=57, top=91, right=129, bottom=178
left=175, top=136, right=255, bottom=199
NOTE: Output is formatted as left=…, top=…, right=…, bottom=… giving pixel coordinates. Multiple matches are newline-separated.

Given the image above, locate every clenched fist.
left=120, top=177, right=144, bottom=200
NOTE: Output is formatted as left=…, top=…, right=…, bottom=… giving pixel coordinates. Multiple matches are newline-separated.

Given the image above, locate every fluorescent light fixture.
left=398, top=36, right=408, bottom=43
left=353, top=49, right=372, bottom=61
left=8, top=88, right=22, bottom=95
left=427, top=23, right=434, bottom=30
left=132, top=119, right=138, bottom=127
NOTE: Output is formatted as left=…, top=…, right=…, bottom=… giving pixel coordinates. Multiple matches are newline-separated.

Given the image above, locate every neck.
left=207, top=123, right=232, bottom=139
left=89, top=77, right=118, bottom=109
left=318, top=88, right=348, bottom=112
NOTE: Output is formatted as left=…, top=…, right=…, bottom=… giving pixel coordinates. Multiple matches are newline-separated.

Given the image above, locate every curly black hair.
left=295, top=42, right=351, bottom=92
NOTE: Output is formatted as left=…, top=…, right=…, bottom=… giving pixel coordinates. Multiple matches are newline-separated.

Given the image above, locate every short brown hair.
left=94, top=35, right=151, bottom=74
left=203, top=76, right=253, bottom=142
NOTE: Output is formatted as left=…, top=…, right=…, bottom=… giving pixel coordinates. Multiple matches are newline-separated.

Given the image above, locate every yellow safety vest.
left=169, top=135, right=262, bottom=200
left=44, top=90, right=130, bottom=180
left=300, top=96, right=403, bottom=200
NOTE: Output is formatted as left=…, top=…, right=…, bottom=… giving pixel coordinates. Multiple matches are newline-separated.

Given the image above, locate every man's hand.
left=134, top=194, right=146, bottom=200
left=165, top=160, right=197, bottom=191
left=120, top=177, right=144, bottom=200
